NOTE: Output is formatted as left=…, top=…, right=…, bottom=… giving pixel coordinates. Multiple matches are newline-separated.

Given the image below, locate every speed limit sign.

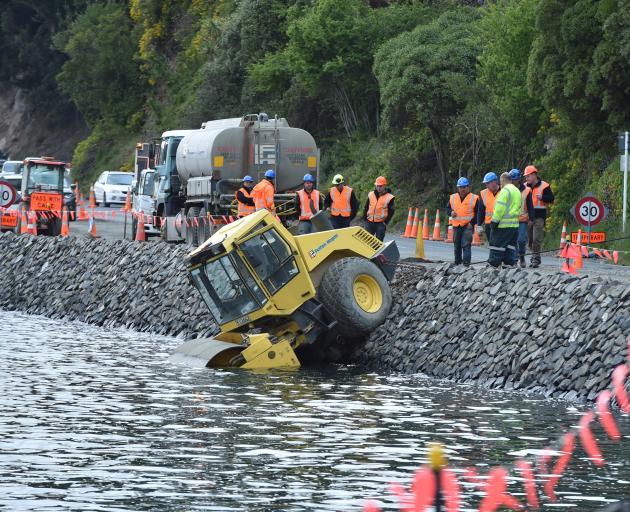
left=0, top=180, right=18, bottom=209
left=572, top=195, right=606, bottom=226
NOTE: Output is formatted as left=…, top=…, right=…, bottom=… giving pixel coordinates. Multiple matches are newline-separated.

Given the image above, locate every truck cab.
left=20, top=157, right=66, bottom=236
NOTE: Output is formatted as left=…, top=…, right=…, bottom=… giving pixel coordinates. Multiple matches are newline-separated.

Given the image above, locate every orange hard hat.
left=375, top=176, right=387, bottom=186
left=524, top=165, right=538, bottom=176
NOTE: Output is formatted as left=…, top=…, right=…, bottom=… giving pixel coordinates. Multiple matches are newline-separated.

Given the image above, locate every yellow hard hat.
left=332, top=174, right=345, bottom=185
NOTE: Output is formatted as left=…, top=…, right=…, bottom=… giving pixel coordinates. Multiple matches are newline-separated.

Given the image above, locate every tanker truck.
left=154, top=113, right=318, bottom=246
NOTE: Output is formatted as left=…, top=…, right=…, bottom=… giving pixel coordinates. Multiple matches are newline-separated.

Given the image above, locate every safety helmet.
left=374, top=176, right=387, bottom=186
left=332, top=174, right=345, bottom=185
left=243, top=175, right=253, bottom=183
left=523, top=165, right=538, bottom=176
left=457, top=177, right=470, bottom=187
left=303, top=173, right=314, bottom=183
left=264, top=169, right=276, bottom=179
left=482, top=172, right=498, bottom=184
left=509, top=168, right=521, bottom=180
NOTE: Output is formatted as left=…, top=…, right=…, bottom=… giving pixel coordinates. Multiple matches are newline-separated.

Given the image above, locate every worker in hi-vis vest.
left=235, top=175, right=256, bottom=217
left=295, top=173, right=323, bottom=234
left=487, top=172, right=522, bottom=267
left=363, top=176, right=395, bottom=242
left=324, top=174, right=359, bottom=229
left=252, top=169, right=276, bottom=213
left=446, top=177, right=479, bottom=267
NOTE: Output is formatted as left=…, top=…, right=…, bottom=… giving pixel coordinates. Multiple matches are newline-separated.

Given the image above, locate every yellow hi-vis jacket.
left=491, top=184, right=521, bottom=229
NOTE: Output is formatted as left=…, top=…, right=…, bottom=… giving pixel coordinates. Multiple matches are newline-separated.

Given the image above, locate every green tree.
left=54, top=3, right=143, bottom=127
left=374, top=8, right=480, bottom=192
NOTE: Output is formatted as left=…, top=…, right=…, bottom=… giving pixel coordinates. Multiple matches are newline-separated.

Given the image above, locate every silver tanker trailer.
left=154, top=113, right=319, bottom=246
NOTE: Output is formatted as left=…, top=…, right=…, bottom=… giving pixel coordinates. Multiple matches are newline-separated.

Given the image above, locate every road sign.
left=573, top=195, right=606, bottom=227
left=0, top=180, right=17, bottom=208
left=571, top=231, right=606, bottom=244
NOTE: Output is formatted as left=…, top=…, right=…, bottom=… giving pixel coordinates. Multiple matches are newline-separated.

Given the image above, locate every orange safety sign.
left=0, top=211, right=18, bottom=228
left=30, top=192, right=63, bottom=212
left=571, top=231, right=606, bottom=244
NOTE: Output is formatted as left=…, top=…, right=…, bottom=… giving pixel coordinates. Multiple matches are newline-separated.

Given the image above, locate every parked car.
left=93, top=171, right=133, bottom=207
left=1, top=160, right=23, bottom=175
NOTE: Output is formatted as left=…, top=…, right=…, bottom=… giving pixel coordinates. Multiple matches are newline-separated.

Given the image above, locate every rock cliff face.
left=1, top=233, right=628, bottom=401
left=0, top=84, right=87, bottom=162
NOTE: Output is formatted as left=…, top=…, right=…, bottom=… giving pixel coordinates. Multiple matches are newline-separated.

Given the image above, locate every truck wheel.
left=318, top=257, right=392, bottom=340
left=186, top=207, right=200, bottom=246
left=49, top=217, right=62, bottom=237
left=198, top=207, right=211, bottom=244
left=131, top=217, right=138, bottom=240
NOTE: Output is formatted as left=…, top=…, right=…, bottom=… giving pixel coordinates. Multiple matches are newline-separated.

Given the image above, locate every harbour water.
left=1, top=311, right=628, bottom=510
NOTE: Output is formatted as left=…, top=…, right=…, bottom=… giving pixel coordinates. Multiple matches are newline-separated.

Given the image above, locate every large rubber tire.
left=197, top=207, right=211, bottom=245
left=318, top=257, right=392, bottom=340
left=186, top=206, right=200, bottom=247
left=48, top=217, right=62, bottom=237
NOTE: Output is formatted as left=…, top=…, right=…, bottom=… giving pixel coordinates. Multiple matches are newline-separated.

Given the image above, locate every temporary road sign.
left=0, top=180, right=17, bottom=208
left=573, top=195, right=606, bottom=227
left=571, top=231, right=606, bottom=244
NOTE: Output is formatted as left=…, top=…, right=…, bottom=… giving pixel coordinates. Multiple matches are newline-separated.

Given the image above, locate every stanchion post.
left=622, top=131, right=628, bottom=233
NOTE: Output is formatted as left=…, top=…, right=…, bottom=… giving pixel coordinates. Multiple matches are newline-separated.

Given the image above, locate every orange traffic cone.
left=559, top=221, right=567, bottom=250
left=60, top=208, right=70, bottom=237
left=472, top=226, right=482, bottom=246
left=28, top=211, right=38, bottom=236
left=422, top=208, right=430, bottom=240
left=574, top=230, right=583, bottom=269
left=403, top=207, right=414, bottom=238
left=135, top=212, right=146, bottom=242
left=431, top=209, right=442, bottom=241
left=445, top=220, right=454, bottom=243
left=20, top=208, right=29, bottom=235
left=123, top=188, right=132, bottom=213
left=88, top=212, right=98, bottom=238
left=89, top=188, right=97, bottom=209
left=410, top=208, right=420, bottom=238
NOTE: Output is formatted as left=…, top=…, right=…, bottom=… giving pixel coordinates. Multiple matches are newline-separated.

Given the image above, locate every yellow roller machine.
left=172, top=210, right=399, bottom=369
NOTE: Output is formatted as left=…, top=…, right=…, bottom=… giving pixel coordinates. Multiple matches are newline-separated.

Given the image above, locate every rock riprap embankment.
left=355, top=264, right=630, bottom=401
left=0, top=232, right=216, bottom=338
left=1, top=233, right=628, bottom=401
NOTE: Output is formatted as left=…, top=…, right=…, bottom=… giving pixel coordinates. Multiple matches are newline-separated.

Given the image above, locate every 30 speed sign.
left=573, top=195, right=606, bottom=227
left=0, top=180, right=18, bottom=209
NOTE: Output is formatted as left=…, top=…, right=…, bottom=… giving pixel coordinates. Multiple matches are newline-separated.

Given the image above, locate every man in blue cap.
left=510, top=168, right=534, bottom=267
left=476, top=172, right=500, bottom=242
left=235, top=175, right=256, bottom=217
left=446, top=177, right=479, bottom=266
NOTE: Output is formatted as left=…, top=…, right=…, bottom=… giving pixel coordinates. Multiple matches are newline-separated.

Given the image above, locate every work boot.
left=519, top=256, right=526, bottom=268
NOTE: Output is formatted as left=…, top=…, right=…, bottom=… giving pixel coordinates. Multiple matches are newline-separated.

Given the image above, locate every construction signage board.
left=0, top=211, right=18, bottom=228
left=571, top=231, right=606, bottom=244
left=0, top=180, right=17, bottom=208
left=572, top=195, right=606, bottom=227
left=30, top=192, right=62, bottom=212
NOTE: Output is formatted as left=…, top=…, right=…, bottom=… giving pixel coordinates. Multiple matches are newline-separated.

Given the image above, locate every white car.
left=93, top=171, right=133, bottom=207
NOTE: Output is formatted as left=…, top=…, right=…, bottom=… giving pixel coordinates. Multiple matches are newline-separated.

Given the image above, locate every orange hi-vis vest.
left=479, top=188, right=498, bottom=224
left=330, top=186, right=352, bottom=217
left=297, top=189, right=320, bottom=221
left=449, top=192, right=478, bottom=227
left=366, top=190, right=394, bottom=223
left=531, top=180, right=550, bottom=211
left=519, top=187, right=531, bottom=222
left=253, top=180, right=275, bottom=212
left=236, top=187, right=255, bottom=217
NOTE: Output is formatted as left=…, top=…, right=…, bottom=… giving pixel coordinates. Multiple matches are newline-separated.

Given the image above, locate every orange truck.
left=19, top=157, right=66, bottom=236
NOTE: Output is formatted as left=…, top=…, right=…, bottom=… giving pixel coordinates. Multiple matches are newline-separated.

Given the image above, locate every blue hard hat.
left=482, top=172, right=498, bottom=184
left=303, top=173, right=314, bottom=183
left=457, top=177, right=470, bottom=187
left=264, top=169, right=275, bottom=179
left=243, top=175, right=253, bottom=182
left=509, top=168, right=521, bottom=180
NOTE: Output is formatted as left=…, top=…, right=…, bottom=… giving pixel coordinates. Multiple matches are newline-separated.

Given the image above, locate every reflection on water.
left=0, top=311, right=628, bottom=511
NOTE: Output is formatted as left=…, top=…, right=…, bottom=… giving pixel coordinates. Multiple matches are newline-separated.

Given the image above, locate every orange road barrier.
left=410, top=208, right=420, bottom=239
left=402, top=207, right=414, bottom=238
left=20, top=209, right=28, bottom=235
left=472, top=227, right=482, bottom=246
left=89, top=188, right=97, bottom=209
left=422, top=208, right=430, bottom=240
left=88, top=213, right=98, bottom=238
left=135, top=213, right=146, bottom=242
left=60, top=208, right=69, bottom=237
left=445, top=220, right=453, bottom=243
left=431, top=209, right=442, bottom=241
